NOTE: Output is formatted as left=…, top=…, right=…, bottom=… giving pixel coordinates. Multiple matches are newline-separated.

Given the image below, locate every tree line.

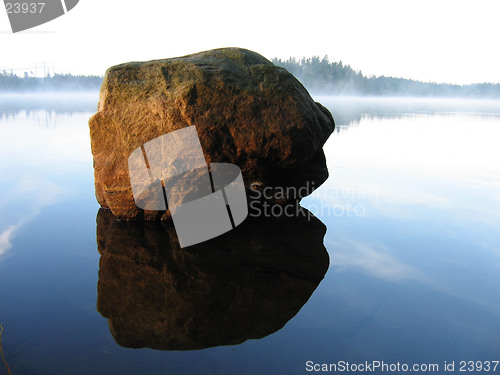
left=2, top=59, right=500, bottom=97
left=0, top=71, right=102, bottom=92
left=271, top=56, right=500, bottom=98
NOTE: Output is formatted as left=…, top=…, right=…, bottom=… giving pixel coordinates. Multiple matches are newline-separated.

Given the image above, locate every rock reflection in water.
left=96, top=208, right=329, bottom=350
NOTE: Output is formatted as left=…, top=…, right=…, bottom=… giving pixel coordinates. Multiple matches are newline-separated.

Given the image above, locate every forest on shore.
left=271, top=57, right=500, bottom=98
left=0, top=71, right=102, bottom=92
left=2, top=57, right=500, bottom=98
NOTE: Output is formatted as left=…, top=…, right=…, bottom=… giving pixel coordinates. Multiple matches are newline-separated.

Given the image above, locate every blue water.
left=1, top=95, right=500, bottom=374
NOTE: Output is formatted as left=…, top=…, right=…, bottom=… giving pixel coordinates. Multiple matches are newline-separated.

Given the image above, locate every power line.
left=0, top=61, right=57, bottom=77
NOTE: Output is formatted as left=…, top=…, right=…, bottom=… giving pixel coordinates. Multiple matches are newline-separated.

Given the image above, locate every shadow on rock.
left=96, top=207, right=329, bottom=350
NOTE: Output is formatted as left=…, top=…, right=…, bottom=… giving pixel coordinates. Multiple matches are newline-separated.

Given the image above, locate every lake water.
left=1, top=94, right=500, bottom=374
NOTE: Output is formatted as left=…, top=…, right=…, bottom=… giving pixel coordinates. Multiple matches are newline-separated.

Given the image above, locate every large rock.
left=89, top=47, right=334, bottom=220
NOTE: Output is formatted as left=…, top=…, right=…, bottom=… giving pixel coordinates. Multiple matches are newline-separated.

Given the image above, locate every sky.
left=1, top=0, right=500, bottom=84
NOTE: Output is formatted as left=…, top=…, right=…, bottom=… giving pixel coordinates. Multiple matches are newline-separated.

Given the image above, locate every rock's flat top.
left=89, top=47, right=334, bottom=220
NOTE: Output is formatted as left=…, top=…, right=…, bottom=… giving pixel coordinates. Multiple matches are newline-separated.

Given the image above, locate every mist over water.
left=0, top=92, right=99, bottom=118
left=314, top=96, right=500, bottom=129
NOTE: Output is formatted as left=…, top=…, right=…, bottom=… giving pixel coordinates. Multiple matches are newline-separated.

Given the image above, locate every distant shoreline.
left=2, top=59, right=500, bottom=98
left=272, top=57, right=500, bottom=99
left=0, top=72, right=102, bottom=93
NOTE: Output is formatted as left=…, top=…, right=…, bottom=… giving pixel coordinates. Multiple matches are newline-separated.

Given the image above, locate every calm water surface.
left=1, top=95, right=500, bottom=374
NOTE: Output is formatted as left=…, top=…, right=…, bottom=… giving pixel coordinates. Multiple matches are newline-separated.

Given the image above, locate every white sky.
left=1, top=0, right=500, bottom=84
